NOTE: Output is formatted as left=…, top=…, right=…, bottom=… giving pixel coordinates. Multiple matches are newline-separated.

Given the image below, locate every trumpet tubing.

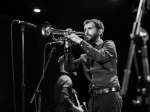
left=41, top=21, right=85, bottom=38
left=41, top=21, right=85, bottom=44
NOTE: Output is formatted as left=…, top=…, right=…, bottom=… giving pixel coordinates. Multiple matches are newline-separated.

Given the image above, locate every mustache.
left=85, top=34, right=91, bottom=37
left=85, top=34, right=92, bottom=38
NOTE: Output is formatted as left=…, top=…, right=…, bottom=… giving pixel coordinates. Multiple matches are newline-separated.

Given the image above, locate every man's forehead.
left=84, top=22, right=95, bottom=29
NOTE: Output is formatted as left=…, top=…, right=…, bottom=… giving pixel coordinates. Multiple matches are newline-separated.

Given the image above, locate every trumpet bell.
left=41, top=22, right=52, bottom=37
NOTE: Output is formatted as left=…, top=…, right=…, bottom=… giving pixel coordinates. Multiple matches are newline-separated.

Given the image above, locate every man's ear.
left=98, top=29, right=103, bottom=35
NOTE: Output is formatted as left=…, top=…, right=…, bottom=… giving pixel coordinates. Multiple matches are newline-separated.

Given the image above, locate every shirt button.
left=92, top=75, right=93, bottom=77
left=87, top=50, right=89, bottom=52
left=81, top=45, right=82, bottom=47
left=92, top=85, right=94, bottom=86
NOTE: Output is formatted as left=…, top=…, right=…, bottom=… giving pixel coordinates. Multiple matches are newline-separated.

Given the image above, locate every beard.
left=84, top=33, right=99, bottom=45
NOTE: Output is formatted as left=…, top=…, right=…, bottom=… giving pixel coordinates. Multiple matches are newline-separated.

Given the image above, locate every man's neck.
left=95, top=36, right=103, bottom=46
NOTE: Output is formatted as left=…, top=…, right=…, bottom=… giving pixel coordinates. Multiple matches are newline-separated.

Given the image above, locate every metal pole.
left=21, top=25, right=25, bottom=112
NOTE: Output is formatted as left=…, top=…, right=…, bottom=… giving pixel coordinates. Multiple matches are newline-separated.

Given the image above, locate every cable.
left=10, top=20, right=17, bottom=112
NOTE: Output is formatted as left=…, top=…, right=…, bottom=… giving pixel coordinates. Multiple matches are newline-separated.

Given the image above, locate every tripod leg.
left=133, top=49, right=141, bottom=79
left=121, top=40, right=136, bottom=96
left=141, top=44, right=150, bottom=109
left=141, top=45, right=150, bottom=83
left=132, top=49, right=144, bottom=105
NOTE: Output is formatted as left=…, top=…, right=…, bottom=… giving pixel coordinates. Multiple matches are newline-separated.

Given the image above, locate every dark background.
left=0, top=0, right=150, bottom=112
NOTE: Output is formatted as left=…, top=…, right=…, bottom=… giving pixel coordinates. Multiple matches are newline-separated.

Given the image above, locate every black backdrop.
left=0, top=0, right=150, bottom=112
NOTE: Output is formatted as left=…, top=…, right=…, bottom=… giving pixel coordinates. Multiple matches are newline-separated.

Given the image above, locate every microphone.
left=49, top=41, right=64, bottom=46
left=15, top=20, right=37, bottom=28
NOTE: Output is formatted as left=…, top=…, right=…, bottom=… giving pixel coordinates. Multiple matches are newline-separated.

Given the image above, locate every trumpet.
left=41, top=21, right=85, bottom=42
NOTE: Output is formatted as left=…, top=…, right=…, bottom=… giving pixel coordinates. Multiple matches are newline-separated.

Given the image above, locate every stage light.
left=34, top=7, right=41, bottom=13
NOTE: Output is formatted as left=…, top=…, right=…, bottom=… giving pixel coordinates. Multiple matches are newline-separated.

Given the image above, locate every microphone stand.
left=19, top=21, right=37, bottom=112
left=121, top=0, right=150, bottom=111
left=21, top=25, right=25, bottom=112
left=30, top=46, right=56, bottom=112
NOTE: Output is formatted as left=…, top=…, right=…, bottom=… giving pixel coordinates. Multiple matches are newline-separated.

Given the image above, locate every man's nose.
left=85, top=30, right=88, bottom=35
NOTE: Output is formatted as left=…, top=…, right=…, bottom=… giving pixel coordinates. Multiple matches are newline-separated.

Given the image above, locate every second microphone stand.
left=30, top=46, right=56, bottom=112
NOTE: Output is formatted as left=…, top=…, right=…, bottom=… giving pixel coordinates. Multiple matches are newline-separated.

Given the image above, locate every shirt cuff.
left=79, top=40, right=92, bottom=54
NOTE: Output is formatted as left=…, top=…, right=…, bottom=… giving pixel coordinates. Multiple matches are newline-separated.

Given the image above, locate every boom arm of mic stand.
left=30, top=46, right=56, bottom=104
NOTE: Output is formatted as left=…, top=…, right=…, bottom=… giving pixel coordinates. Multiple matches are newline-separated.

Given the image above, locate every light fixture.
left=34, top=7, right=41, bottom=13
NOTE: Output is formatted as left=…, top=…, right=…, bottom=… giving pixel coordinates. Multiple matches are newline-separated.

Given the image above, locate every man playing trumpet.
left=63, top=19, right=123, bottom=112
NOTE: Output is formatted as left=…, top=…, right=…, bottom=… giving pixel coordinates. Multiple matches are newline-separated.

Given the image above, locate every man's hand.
left=67, top=34, right=83, bottom=44
left=65, top=41, right=72, bottom=48
left=70, top=104, right=84, bottom=112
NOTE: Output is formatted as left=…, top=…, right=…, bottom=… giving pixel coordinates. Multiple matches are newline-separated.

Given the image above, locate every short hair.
left=83, top=19, right=104, bottom=36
